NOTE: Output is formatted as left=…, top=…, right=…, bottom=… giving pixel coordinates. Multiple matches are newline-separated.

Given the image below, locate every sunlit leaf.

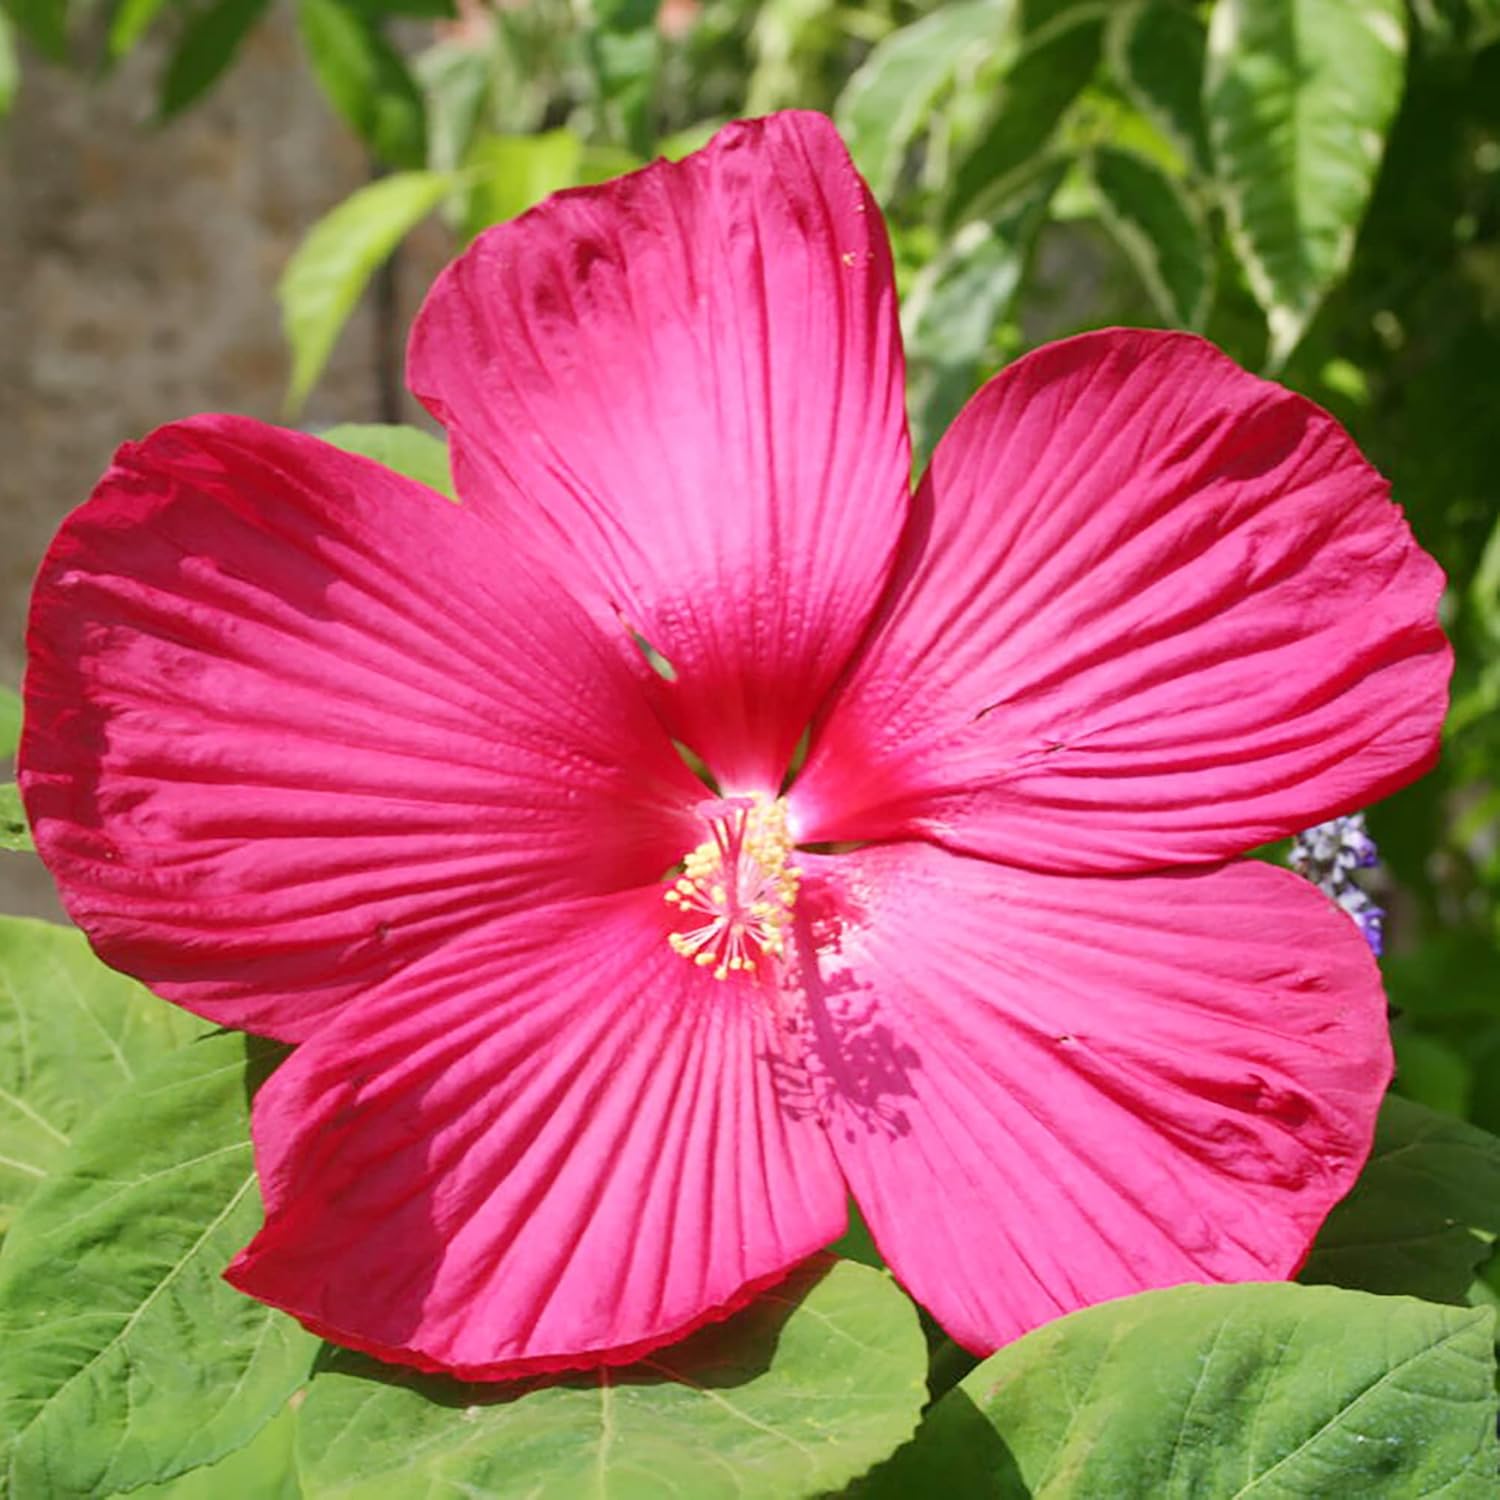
left=903, top=156, right=1065, bottom=456
left=835, top=0, right=1014, bottom=201
left=463, top=129, right=582, bottom=234
left=1303, top=1094, right=1500, bottom=1304
left=745, top=0, right=842, bottom=115
left=860, top=1283, right=1499, bottom=1497
left=296, top=0, right=427, bottom=169
left=319, top=422, right=453, bottom=497
left=1106, top=0, right=1210, bottom=173
left=945, top=3, right=1101, bottom=226
left=132, top=1407, right=302, bottom=1500
left=0, top=686, right=18, bottom=760
left=0, top=11, right=17, bottom=116
left=296, top=1258, right=927, bottom=1500
left=108, top=0, right=174, bottom=60
left=0, top=1032, right=316, bottom=1496
left=279, top=169, right=452, bottom=411
left=1088, top=144, right=1212, bottom=328
left=0, top=786, right=30, bottom=853
left=0, top=916, right=205, bottom=1235
left=158, top=0, right=270, bottom=118
left=1204, top=0, right=1408, bottom=366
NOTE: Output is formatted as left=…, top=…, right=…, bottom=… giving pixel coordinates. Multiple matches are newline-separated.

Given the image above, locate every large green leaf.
left=158, top=0, right=271, bottom=119
left=318, top=423, right=454, bottom=497
left=296, top=1258, right=927, bottom=1499
left=0, top=916, right=204, bottom=1234
left=903, top=157, right=1065, bottom=456
left=861, top=1283, right=1499, bottom=1497
left=296, top=0, right=427, bottom=169
left=0, top=787, right=27, bottom=853
left=133, top=1408, right=302, bottom=1500
left=1204, top=0, right=1408, bottom=366
left=279, top=169, right=452, bottom=411
left=1106, top=0, right=1210, bottom=172
left=834, top=0, right=1014, bottom=202
left=945, top=3, right=1102, bottom=227
left=1302, top=1095, right=1500, bottom=1304
left=0, top=1031, right=317, bottom=1496
left=1088, top=144, right=1212, bottom=328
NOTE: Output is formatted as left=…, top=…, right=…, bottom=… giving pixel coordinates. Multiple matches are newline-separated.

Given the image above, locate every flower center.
left=664, top=794, right=800, bottom=981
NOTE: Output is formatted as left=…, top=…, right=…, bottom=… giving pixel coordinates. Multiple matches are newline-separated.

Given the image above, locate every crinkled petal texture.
left=409, top=109, right=911, bottom=791
left=20, top=416, right=702, bottom=1041
left=790, top=844, right=1390, bottom=1354
left=227, top=892, right=846, bottom=1378
left=795, top=329, right=1451, bottom=871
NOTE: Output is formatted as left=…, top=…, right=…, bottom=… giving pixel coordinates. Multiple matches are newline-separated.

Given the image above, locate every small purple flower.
left=1290, top=814, right=1385, bottom=956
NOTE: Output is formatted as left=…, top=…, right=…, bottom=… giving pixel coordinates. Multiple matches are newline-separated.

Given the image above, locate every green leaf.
left=0, top=11, right=18, bottom=117
left=1472, top=0, right=1500, bottom=46
left=1204, top=0, right=1408, bottom=367
left=296, top=1258, right=927, bottom=1500
left=463, top=129, right=583, bottom=235
left=279, top=169, right=452, bottom=412
left=582, top=0, right=659, bottom=157
left=861, top=1283, right=1500, bottom=1497
left=1383, top=932, right=1500, bottom=1022
left=0, top=916, right=205, bottom=1235
left=132, top=1407, right=302, bottom=1500
left=0, top=786, right=31, bottom=853
left=834, top=0, right=1015, bottom=202
left=1088, top=144, right=1212, bottom=328
left=319, top=423, right=454, bottom=497
left=108, top=0, right=174, bottom=60
left=0, top=685, right=18, bottom=759
left=1392, top=1023, right=1473, bottom=1117
left=1302, top=1095, right=1500, bottom=1304
left=903, top=157, right=1065, bottom=456
left=946, top=4, right=1102, bottom=227
left=0, top=1032, right=317, bottom=1496
left=1106, top=0, right=1211, bottom=173
left=158, top=0, right=271, bottom=119
left=1, top=0, right=66, bottom=61
left=296, top=0, right=427, bottom=169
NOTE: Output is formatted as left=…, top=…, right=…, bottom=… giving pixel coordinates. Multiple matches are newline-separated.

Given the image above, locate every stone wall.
left=1, top=14, right=445, bottom=918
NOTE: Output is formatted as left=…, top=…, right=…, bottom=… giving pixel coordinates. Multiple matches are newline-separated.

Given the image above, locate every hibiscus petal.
left=792, top=843, right=1389, bottom=1354
left=21, top=416, right=702, bottom=1040
left=408, top=110, right=911, bottom=792
left=794, top=329, right=1450, bottom=870
left=227, top=890, right=847, bottom=1379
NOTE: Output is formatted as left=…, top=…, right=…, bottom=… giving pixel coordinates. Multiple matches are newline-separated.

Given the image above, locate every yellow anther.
left=662, top=792, right=799, bottom=983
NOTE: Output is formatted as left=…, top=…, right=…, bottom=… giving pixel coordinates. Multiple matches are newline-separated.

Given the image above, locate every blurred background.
left=2, top=0, right=1499, bottom=1137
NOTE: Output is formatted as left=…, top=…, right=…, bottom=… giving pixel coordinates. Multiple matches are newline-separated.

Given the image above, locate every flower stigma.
left=664, top=794, right=801, bottom=981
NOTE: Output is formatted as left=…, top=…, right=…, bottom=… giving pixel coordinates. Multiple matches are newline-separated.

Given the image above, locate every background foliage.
left=2, top=0, right=1500, bottom=1494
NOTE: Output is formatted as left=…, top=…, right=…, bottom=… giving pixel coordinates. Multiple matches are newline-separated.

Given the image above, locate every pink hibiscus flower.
left=19, top=111, right=1450, bottom=1380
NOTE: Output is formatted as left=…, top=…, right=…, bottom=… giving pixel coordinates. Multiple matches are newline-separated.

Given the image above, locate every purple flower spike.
left=1290, top=813, right=1386, bottom=955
